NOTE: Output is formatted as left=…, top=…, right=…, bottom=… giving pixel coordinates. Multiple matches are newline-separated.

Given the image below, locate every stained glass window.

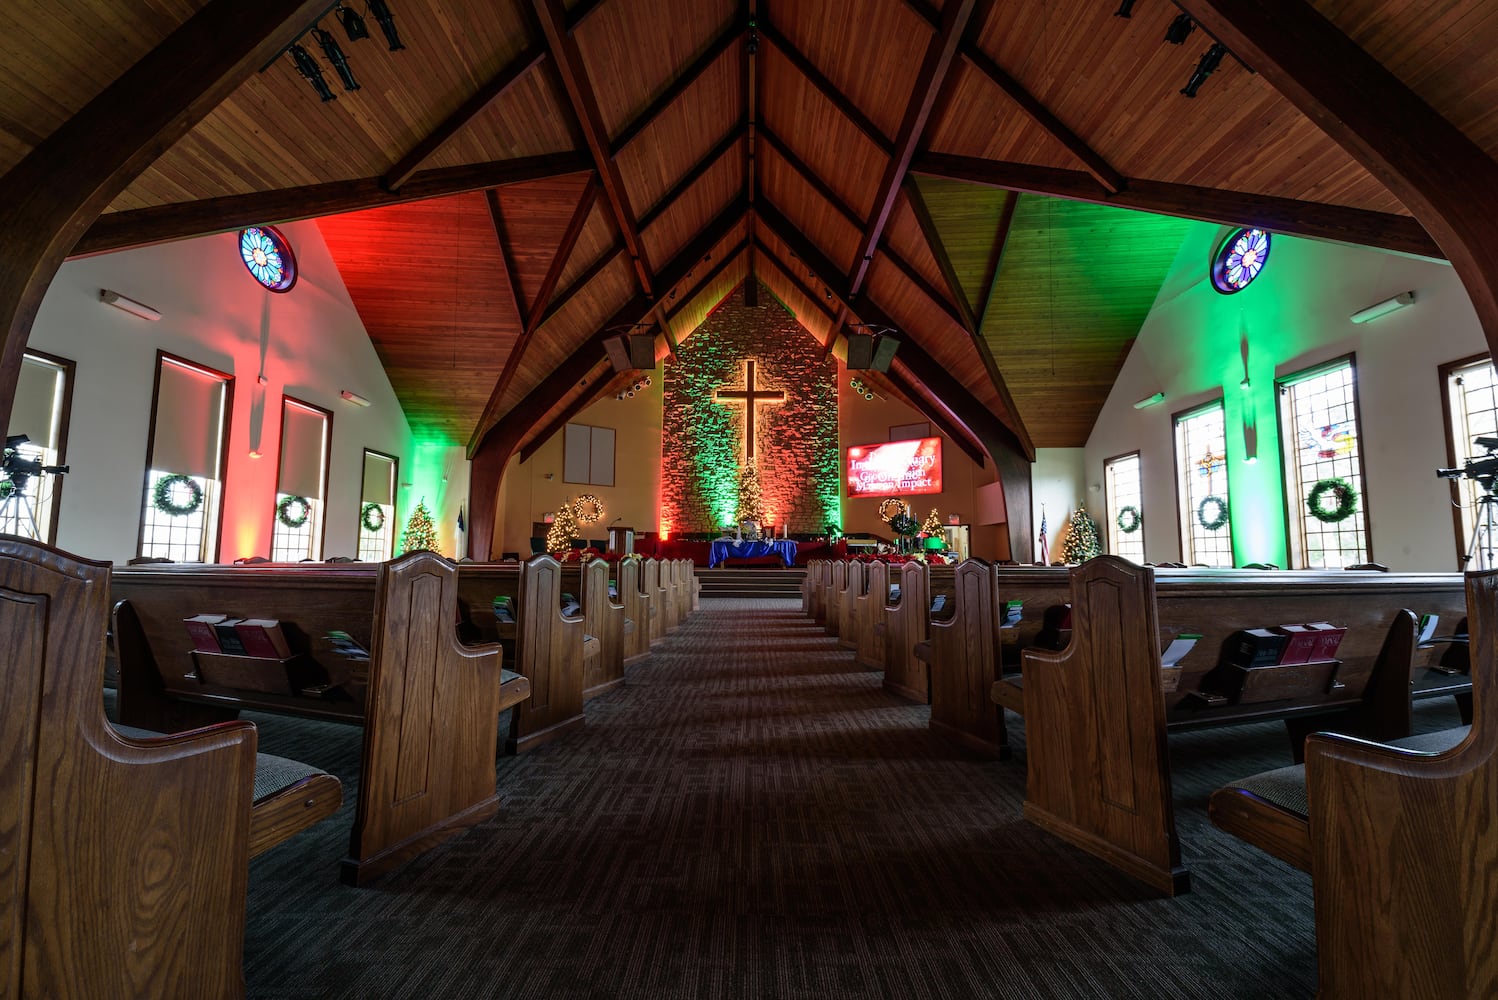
left=1211, top=227, right=1270, bottom=294
left=1279, top=357, right=1370, bottom=568
left=1174, top=401, right=1234, bottom=566
left=239, top=226, right=297, bottom=292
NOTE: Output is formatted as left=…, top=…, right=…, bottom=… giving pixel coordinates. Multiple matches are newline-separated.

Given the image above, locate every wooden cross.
left=714, top=359, right=785, bottom=460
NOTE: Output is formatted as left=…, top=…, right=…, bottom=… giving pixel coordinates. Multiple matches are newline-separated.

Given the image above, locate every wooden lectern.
left=608, top=525, right=635, bottom=554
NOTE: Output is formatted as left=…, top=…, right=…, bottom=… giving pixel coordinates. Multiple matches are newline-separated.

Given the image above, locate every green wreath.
left=276, top=494, right=311, bottom=529
left=1116, top=505, right=1142, bottom=535
left=1197, top=495, right=1229, bottom=531
left=360, top=502, right=386, bottom=533
left=0, top=479, right=14, bottom=501
left=152, top=474, right=203, bottom=517
left=1307, top=477, right=1359, bottom=524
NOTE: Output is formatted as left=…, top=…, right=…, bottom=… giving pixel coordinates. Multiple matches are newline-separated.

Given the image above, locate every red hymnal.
left=183, top=614, right=227, bottom=653
left=1274, top=624, right=1319, bottom=665
left=236, top=619, right=292, bottom=659
left=1306, top=622, right=1347, bottom=662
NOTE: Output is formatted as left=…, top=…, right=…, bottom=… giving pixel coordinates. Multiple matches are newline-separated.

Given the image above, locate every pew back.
left=882, top=561, right=931, bottom=702
left=617, top=556, right=650, bottom=664
left=854, top=559, right=889, bottom=669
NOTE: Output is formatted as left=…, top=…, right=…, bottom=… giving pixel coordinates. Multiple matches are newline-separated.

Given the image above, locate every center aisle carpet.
left=242, top=597, right=1451, bottom=999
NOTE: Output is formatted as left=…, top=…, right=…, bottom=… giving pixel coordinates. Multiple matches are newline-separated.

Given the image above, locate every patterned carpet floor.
left=236, top=598, right=1463, bottom=999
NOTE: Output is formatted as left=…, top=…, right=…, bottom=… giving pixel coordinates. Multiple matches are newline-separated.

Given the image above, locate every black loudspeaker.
left=845, top=334, right=874, bottom=369
left=603, top=335, right=631, bottom=373
left=871, top=335, right=900, bottom=373
left=628, top=333, right=656, bottom=370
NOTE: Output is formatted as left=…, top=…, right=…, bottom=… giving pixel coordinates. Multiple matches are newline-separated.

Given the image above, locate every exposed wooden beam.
left=537, top=238, right=624, bottom=330
left=881, top=368, right=987, bottom=467
left=757, top=16, right=894, bottom=156
left=977, top=192, right=1018, bottom=330
left=525, top=174, right=600, bottom=335
left=533, top=0, right=656, bottom=296
left=744, top=0, right=759, bottom=307
left=381, top=44, right=546, bottom=191
left=847, top=0, right=978, bottom=298
left=637, top=121, right=744, bottom=231
left=0, top=0, right=331, bottom=426
left=482, top=189, right=532, bottom=410
left=72, top=152, right=593, bottom=257
left=1175, top=0, right=1498, bottom=355
left=912, top=152, right=1444, bottom=260
left=609, top=24, right=744, bottom=158
left=566, top=0, right=609, bottom=33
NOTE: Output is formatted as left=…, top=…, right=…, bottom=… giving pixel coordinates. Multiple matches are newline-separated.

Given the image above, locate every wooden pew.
left=643, top=558, right=665, bottom=645
left=1011, top=556, right=1470, bottom=895
left=112, top=553, right=527, bottom=885
left=824, top=560, right=847, bottom=637
left=4, top=536, right=340, bottom=998
left=579, top=557, right=626, bottom=698
left=925, top=560, right=1010, bottom=758
left=879, top=561, right=933, bottom=702
left=853, top=559, right=890, bottom=670
left=802, top=559, right=829, bottom=624
left=1209, top=570, right=1498, bottom=997
left=660, top=559, right=682, bottom=633
left=837, top=560, right=866, bottom=648
left=617, top=556, right=651, bottom=666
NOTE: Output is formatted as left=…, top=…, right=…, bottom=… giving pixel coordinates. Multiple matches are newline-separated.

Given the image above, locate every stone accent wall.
left=660, top=283, right=839, bottom=534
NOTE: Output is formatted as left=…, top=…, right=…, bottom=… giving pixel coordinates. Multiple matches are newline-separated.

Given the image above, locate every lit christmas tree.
left=1060, top=505, right=1103, bottom=564
left=401, top=498, right=438, bottom=554
left=735, top=465, right=766, bottom=533
left=546, top=500, right=580, bottom=552
left=921, top=508, right=942, bottom=535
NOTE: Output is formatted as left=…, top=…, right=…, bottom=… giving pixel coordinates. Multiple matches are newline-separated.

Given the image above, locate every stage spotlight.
left=1164, top=14, right=1194, bottom=44
left=368, top=0, right=405, bottom=51
left=312, top=26, right=360, bottom=91
left=643, top=376, right=651, bottom=386
left=335, top=2, right=369, bottom=41
left=290, top=44, right=336, bottom=101
left=1181, top=43, right=1226, bottom=97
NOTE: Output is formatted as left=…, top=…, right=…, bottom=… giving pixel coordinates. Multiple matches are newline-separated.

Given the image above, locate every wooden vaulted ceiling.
left=10, top=0, right=1498, bottom=457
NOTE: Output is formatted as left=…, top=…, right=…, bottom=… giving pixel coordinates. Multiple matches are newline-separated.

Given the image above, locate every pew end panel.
left=882, top=562, right=931, bottom=703
left=926, top=559, right=1009, bottom=760
left=1019, top=556, right=1189, bottom=896
left=580, top=558, right=626, bottom=698
left=854, top=560, right=889, bottom=670
left=837, top=562, right=865, bottom=648
left=618, top=556, right=651, bottom=665
left=507, top=555, right=586, bottom=754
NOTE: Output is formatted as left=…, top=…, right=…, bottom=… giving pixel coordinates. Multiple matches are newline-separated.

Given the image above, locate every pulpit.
left=608, top=525, right=635, bottom=554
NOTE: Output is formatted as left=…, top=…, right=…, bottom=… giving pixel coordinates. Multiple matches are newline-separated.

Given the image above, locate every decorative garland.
left=276, top=494, right=311, bottom=529
left=1307, top=477, right=1359, bottom=524
left=361, top=502, right=385, bottom=534
left=152, top=474, right=203, bottom=517
left=878, top=497, right=906, bottom=523
left=1197, top=495, right=1229, bottom=532
left=1116, top=505, right=1142, bottom=535
left=573, top=493, right=604, bottom=524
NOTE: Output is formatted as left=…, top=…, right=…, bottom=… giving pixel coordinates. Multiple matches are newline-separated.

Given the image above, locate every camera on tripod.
left=1, top=433, right=70, bottom=491
left=1437, top=436, right=1498, bottom=490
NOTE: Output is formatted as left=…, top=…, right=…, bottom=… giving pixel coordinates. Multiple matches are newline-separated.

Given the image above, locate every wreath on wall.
left=276, top=494, right=311, bottom=529
left=878, top=497, right=907, bottom=523
left=152, top=474, right=203, bottom=517
left=361, top=502, right=385, bottom=534
left=1197, top=495, right=1229, bottom=532
left=573, top=494, right=604, bottom=524
left=1116, top=505, right=1142, bottom=535
left=1307, top=477, right=1359, bottom=524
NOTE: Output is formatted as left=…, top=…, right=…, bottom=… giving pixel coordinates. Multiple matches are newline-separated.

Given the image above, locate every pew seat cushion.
left=115, top=723, right=333, bottom=805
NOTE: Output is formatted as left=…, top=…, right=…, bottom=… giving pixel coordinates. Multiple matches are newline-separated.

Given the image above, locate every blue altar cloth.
left=709, top=539, right=798, bottom=568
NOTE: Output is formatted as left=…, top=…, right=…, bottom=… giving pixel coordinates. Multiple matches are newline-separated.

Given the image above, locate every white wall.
left=22, top=222, right=413, bottom=564
left=1031, top=448, right=1085, bottom=564
left=1085, top=223, right=1484, bottom=570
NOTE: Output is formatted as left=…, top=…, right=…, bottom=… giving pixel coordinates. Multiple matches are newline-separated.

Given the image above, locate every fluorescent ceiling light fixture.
left=1350, top=291, right=1415, bottom=324
left=1132, top=391, right=1166, bottom=409
left=340, top=390, right=371, bottom=407
left=99, top=289, right=161, bottom=321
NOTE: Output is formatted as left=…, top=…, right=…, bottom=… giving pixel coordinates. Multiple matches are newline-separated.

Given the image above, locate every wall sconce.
left=340, top=390, right=371, bottom=407
left=99, top=289, right=161, bottom=321
left=1350, top=291, right=1415, bottom=324
left=1132, top=391, right=1166, bottom=409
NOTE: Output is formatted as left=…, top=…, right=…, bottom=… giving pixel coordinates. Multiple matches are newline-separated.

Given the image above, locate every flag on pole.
left=1037, top=509, right=1049, bottom=564
left=457, top=504, right=465, bottom=532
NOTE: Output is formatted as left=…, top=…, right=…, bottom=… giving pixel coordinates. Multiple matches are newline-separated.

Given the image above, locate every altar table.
left=709, top=539, right=798, bottom=568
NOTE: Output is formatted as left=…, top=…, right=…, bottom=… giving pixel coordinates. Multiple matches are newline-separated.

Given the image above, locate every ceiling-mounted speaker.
left=845, top=334, right=875, bottom=370
left=603, top=335, right=631, bottom=373
left=628, top=333, right=656, bottom=370
left=871, top=335, right=900, bottom=373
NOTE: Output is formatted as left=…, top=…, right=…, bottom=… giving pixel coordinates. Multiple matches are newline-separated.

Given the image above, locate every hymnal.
left=183, top=614, right=227, bottom=653
left=1306, top=622, right=1347, bottom=662
left=1226, top=628, right=1288, bottom=669
left=212, top=618, right=248, bottom=656
left=236, top=618, right=292, bottom=658
left=1274, top=624, right=1319, bottom=665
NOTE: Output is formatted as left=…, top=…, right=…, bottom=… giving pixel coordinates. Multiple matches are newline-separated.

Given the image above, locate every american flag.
left=1037, top=510, right=1049, bottom=564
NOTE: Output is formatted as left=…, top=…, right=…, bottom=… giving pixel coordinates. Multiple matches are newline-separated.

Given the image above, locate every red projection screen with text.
left=846, top=438, right=943, bottom=497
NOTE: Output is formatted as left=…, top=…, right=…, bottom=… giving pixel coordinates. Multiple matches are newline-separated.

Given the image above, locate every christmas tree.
left=401, top=498, right=438, bottom=554
left=1060, top=505, right=1102, bottom=564
left=546, top=500, right=580, bottom=552
left=735, top=465, right=766, bottom=530
left=921, top=508, right=942, bottom=535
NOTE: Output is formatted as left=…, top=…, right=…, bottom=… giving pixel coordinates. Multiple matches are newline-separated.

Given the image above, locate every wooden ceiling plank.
left=1176, top=0, right=1498, bottom=353
left=744, top=0, right=758, bottom=305
left=526, top=174, right=600, bottom=334
left=73, top=152, right=593, bottom=257
left=539, top=238, right=625, bottom=328
left=912, top=152, right=1444, bottom=260
left=958, top=41, right=1125, bottom=195
left=566, top=0, right=610, bottom=34
left=0, top=0, right=334, bottom=425
left=608, top=23, right=744, bottom=158
left=757, top=15, right=894, bottom=156
left=533, top=0, right=656, bottom=295
left=977, top=192, right=1018, bottom=330
left=382, top=44, right=547, bottom=192
left=637, top=121, right=745, bottom=231
left=848, top=0, right=979, bottom=298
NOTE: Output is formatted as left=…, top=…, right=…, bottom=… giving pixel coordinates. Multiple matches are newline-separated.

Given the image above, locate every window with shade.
left=1174, top=400, right=1233, bottom=567
left=1279, top=356, right=1370, bottom=568
left=138, top=354, right=232, bottom=563
left=358, top=449, right=397, bottom=562
left=1103, top=452, right=1144, bottom=562
left=3, top=351, right=74, bottom=543
left=1439, top=354, right=1496, bottom=568
left=270, top=397, right=332, bottom=562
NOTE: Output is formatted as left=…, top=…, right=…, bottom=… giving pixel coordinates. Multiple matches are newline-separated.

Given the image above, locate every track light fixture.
left=615, top=375, right=653, bottom=401
left=312, top=26, right=360, bottom=91
left=368, top=0, right=405, bottom=51
left=1164, top=14, right=1194, bottom=44
left=335, top=3, right=369, bottom=41
left=848, top=377, right=879, bottom=401
left=290, top=43, right=335, bottom=101
left=1181, top=43, right=1226, bottom=97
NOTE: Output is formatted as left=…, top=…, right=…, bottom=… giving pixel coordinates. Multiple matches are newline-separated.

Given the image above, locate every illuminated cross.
left=714, top=359, right=785, bottom=460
